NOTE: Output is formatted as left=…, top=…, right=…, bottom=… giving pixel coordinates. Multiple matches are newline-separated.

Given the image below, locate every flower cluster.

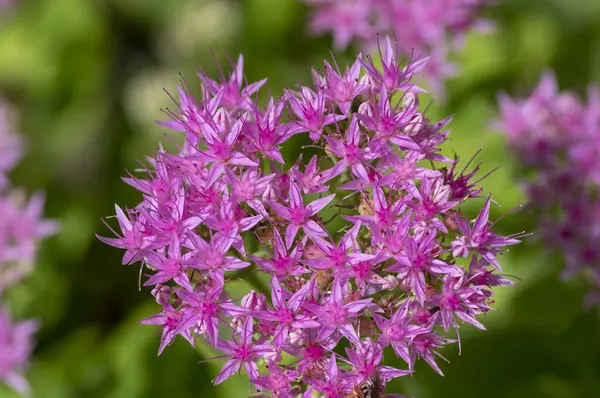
left=0, top=307, right=38, bottom=395
left=496, top=71, right=600, bottom=308
left=302, top=0, right=496, bottom=94
left=100, top=36, right=521, bottom=396
left=0, top=99, right=58, bottom=394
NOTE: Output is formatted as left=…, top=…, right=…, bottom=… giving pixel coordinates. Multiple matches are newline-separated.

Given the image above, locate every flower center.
left=386, top=324, right=405, bottom=341
left=443, top=293, right=461, bottom=311
left=235, top=344, right=252, bottom=361
left=235, top=180, right=254, bottom=199
left=325, top=304, right=348, bottom=325
left=206, top=249, right=224, bottom=269
left=352, top=262, right=370, bottom=279
left=412, top=253, right=428, bottom=269
left=344, top=144, right=361, bottom=162
left=200, top=300, right=218, bottom=317
left=305, top=344, right=324, bottom=362
left=276, top=308, right=294, bottom=325
left=290, top=206, right=308, bottom=225
left=273, top=256, right=292, bottom=274
left=330, top=248, right=347, bottom=268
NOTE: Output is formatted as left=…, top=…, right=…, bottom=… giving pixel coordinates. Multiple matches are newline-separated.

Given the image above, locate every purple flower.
left=495, top=69, right=600, bottom=305
left=314, top=56, right=369, bottom=114
left=202, top=194, right=262, bottom=254
left=144, top=233, right=194, bottom=291
left=97, top=205, right=160, bottom=265
left=197, top=119, right=259, bottom=187
left=175, top=284, right=246, bottom=346
left=451, top=197, right=522, bottom=271
left=356, top=86, right=421, bottom=151
left=140, top=287, right=194, bottom=355
left=410, top=330, right=454, bottom=376
left=247, top=98, right=292, bottom=163
left=285, top=86, right=346, bottom=141
left=157, top=83, right=214, bottom=138
left=0, top=307, right=38, bottom=395
left=376, top=151, right=441, bottom=191
left=198, top=54, right=267, bottom=111
left=302, top=222, right=374, bottom=282
left=373, top=301, right=427, bottom=366
left=0, top=98, right=58, bottom=394
left=251, top=228, right=308, bottom=277
left=435, top=275, right=487, bottom=333
left=213, top=319, right=271, bottom=385
left=324, top=116, right=375, bottom=182
left=305, top=280, right=371, bottom=345
left=100, top=39, right=521, bottom=394
left=346, top=187, right=406, bottom=233
left=253, top=277, right=319, bottom=347
left=360, top=35, right=429, bottom=94
left=443, top=152, right=485, bottom=201
left=269, top=181, right=335, bottom=248
left=185, top=231, right=250, bottom=285
left=252, top=361, right=299, bottom=397
left=303, top=1, right=497, bottom=94
left=343, top=339, right=410, bottom=387
left=308, top=353, right=350, bottom=397
left=226, top=167, right=275, bottom=214
left=409, top=177, right=459, bottom=234
left=290, top=155, right=330, bottom=194
left=387, top=232, right=462, bottom=305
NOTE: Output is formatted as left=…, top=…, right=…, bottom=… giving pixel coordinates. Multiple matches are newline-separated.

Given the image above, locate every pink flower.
left=495, top=70, right=600, bottom=306
left=198, top=54, right=267, bottom=111
left=304, top=280, right=371, bottom=345
left=373, top=301, right=427, bottom=367
left=251, top=228, right=308, bottom=277
left=290, top=155, right=331, bottom=194
left=213, top=319, right=272, bottom=385
left=285, top=86, right=346, bottom=141
left=253, top=277, right=319, bottom=348
left=97, top=204, right=161, bottom=265
left=0, top=98, right=58, bottom=394
left=303, top=0, right=497, bottom=94
left=0, top=307, right=38, bottom=395
left=314, top=56, right=369, bottom=114
left=387, top=232, right=462, bottom=305
left=269, top=181, right=335, bottom=248
left=302, top=222, right=374, bottom=282
left=100, top=38, right=521, bottom=395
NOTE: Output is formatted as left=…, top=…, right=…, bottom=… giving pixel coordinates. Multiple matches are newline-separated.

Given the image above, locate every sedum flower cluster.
left=0, top=100, right=58, bottom=395
left=100, top=36, right=521, bottom=396
left=301, top=0, right=496, bottom=94
left=496, top=71, right=600, bottom=308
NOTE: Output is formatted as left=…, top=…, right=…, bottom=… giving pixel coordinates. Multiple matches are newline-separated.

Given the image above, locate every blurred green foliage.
left=1, top=0, right=599, bottom=396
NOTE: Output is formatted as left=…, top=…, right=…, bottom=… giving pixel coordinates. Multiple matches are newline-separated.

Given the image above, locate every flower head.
left=496, top=71, right=600, bottom=306
left=100, top=38, right=521, bottom=395
left=303, top=0, right=497, bottom=94
left=0, top=98, right=58, bottom=394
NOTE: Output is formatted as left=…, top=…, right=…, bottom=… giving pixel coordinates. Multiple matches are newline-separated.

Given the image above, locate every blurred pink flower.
left=0, top=98, right=58, bottom=395
left=496, top=70, right=600, bottom=307
left=302, top=0, right=497, bottom=94
left=0, top=307, right=38, bottom=395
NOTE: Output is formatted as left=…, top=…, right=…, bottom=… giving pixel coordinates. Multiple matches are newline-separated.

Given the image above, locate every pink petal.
left=214, top=358, right=242, bottom=385
left=343, top=298, right=372, bottom=314
left=285, top=224, right=300, bottom=249
left=306, top=194, right=336, bottom=216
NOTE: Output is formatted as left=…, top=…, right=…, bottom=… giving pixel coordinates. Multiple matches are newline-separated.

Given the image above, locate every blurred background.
left=1, top=0, right=600, bottom=397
